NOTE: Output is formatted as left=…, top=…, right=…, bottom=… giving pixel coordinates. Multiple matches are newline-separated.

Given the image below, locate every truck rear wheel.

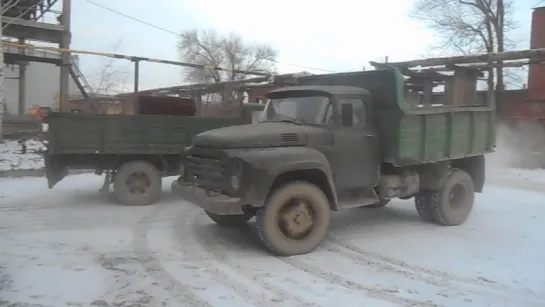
left=431, top=169, right=475, bottom=226
left=113, top=161, right=162, bottom=206
left=205, top=211, right=253, bottom=226
left=256, top=181, right=331, bottom=256
left=414, top=193, right=436, bottom=222
left=414, top=169, right=475, bottom=225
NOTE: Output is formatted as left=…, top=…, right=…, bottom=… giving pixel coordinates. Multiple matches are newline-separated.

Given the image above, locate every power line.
left=83, top=0, right=336, bottom=73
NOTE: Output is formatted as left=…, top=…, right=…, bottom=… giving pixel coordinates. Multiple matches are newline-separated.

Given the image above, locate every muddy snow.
left=0, top=172, right=544, bottom=307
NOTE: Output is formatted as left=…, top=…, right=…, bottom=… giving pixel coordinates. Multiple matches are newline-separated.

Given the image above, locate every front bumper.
left=177, top=182, right=245, bottom=215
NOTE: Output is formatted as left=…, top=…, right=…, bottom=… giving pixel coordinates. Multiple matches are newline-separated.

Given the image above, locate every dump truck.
left=42, top=95, right=264, bottom=206
left=177, top=67, right=495, bottom=256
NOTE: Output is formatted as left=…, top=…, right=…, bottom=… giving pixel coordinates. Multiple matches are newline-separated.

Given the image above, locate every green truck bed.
left=386, top=106, right=495, bottom=166
left=44, top=103, right=264, bottom=155
left=293, top=69, right=496, bottom=166
left=45, top=113, right=248, bottom=155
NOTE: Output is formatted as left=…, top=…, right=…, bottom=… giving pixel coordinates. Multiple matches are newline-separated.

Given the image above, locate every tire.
left=205, top=210, right=253, bottom=226
left=414, top=192, right=437, bottom=222
left=256, top=181, right=331, bottom=256
left=364, top=199, right=390, bottom=208
left=431, top=169, right=475, bottom=226
left=113, top=161, right=162, bottom=206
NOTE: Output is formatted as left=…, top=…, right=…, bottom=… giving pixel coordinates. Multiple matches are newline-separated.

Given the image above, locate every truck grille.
left=187, top=154, right=227, bottom=191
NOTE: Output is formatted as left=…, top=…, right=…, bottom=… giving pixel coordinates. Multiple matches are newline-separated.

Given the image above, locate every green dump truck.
left=43, top=98, right=264, bottom=206
left=178, top=68, right=495, bottom=256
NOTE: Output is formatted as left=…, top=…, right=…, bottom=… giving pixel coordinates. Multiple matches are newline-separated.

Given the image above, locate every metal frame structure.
left=1, top=40, right=274, bottom=109
left=123, top=48, right=545, bottom=108
left=2, top=0, right=60, bottom=21
left=2, top=0, right=71, bottom=114
left=369, top=48, right=545, bottom=108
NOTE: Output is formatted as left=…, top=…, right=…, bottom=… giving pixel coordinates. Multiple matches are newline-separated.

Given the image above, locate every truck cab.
left=181, top=86, right=390, bottom=253
left=179, top=70, right=490, bottom=257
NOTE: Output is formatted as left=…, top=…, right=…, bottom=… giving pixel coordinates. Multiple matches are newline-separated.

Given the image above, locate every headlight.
left=230, top=174, right=240, bottom=191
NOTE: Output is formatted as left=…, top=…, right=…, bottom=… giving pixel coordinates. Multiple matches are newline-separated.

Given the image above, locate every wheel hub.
left=126, top=172, right=150, bottom=194
left=448, top=183, right=466, bottom=209
left=280, top=200, right=315, bottom=239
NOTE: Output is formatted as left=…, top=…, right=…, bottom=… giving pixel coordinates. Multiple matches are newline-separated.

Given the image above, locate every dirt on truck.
left=178, top=67, right=495, bottom=256
left=42, top=95, right=264, bottom=206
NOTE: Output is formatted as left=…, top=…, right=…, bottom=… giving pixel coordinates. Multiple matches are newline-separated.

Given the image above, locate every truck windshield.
left=263, top=96, right=330, bottom=125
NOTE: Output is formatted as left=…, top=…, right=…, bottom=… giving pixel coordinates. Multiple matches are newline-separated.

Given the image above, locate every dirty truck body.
left=43, top=102, right=264, bottom=206
left=179, top=69, right=495, bottom=256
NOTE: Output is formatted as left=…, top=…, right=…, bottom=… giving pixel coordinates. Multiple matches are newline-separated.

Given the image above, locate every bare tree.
left=411, top=0, right=518, bottom=93
left=88, top=39, right=130, bottom=96
left=177, top=29, right=277, bottom=105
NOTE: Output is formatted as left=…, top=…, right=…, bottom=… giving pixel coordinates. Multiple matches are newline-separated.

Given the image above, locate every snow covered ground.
left=0, top=139, right=45, bottom=171
left=0, top=170, right=544, bottom=307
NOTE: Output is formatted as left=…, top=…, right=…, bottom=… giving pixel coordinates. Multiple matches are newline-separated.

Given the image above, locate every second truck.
left=178, top=67, right=495, bottom=256
left=42, top=95, right=264, bottom=206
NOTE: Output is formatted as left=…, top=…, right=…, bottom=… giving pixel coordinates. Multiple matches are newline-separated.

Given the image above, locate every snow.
left=488, top=167, right=545, bottom=184
left=0, top=139, right=46, bottom=171
left=1, top=171, right=545, bottom=307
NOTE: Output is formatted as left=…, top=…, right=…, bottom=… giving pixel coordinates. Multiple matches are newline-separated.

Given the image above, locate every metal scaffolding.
left=2, top=0, right=72, bottom=113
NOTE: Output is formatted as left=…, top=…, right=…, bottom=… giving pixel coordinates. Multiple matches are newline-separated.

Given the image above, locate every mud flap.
left=44, top=154, right=68, bottom=189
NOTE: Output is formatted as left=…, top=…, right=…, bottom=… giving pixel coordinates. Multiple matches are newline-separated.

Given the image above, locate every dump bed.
left=294, top=69, right=496, bottom=166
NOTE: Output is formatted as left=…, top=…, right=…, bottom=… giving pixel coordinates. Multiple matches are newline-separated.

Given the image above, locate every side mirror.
left=341, top=103, right=353, bottom=127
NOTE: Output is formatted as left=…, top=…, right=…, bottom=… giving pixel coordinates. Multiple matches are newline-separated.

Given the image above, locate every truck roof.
left=267, top=85, right=370, bottom=97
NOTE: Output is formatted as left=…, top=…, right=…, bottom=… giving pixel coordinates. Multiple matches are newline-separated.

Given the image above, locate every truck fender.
left=111, top=154, right=168, bottom=173
left=268, top=161, right=340, bottom=211
left=234, top=147, right=339, bottom=211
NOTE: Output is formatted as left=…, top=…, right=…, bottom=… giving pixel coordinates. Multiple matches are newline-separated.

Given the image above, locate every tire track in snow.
left=278, top=256, right=438, bottom=307
left=216, top=223, right=437, bottom=307
left=188, top=210, right=321, bottom=307
left=177, top=207, right=278, bottom=306
left=91, top=253, right=165, bottom=307
left=0, top=204, right=57, bottom=211
left=133, top=203, right=212, bottom=307
left=326, top=235, right=545, bottom=303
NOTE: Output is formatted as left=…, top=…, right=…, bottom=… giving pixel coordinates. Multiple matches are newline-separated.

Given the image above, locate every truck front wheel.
left=113, top=161, right=162, bottom=206
left=256, top=181, right=331, bottom=256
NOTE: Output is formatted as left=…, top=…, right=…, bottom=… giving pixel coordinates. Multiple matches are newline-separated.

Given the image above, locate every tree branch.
left=177, top=28, right=278, bottom=104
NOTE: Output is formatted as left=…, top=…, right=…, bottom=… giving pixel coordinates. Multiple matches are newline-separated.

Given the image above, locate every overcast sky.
left=65, top=0, right=538, bottom=91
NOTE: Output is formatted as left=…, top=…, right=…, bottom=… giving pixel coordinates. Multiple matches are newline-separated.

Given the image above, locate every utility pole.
left=59, top=0, right=71, bottom=112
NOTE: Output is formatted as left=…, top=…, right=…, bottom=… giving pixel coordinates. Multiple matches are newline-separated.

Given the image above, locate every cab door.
left=330, top=96, right=379, bottom=193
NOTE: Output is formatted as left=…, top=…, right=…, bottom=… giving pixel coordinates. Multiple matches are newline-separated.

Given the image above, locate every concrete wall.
left=3, top=61, right=80, bottom=115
